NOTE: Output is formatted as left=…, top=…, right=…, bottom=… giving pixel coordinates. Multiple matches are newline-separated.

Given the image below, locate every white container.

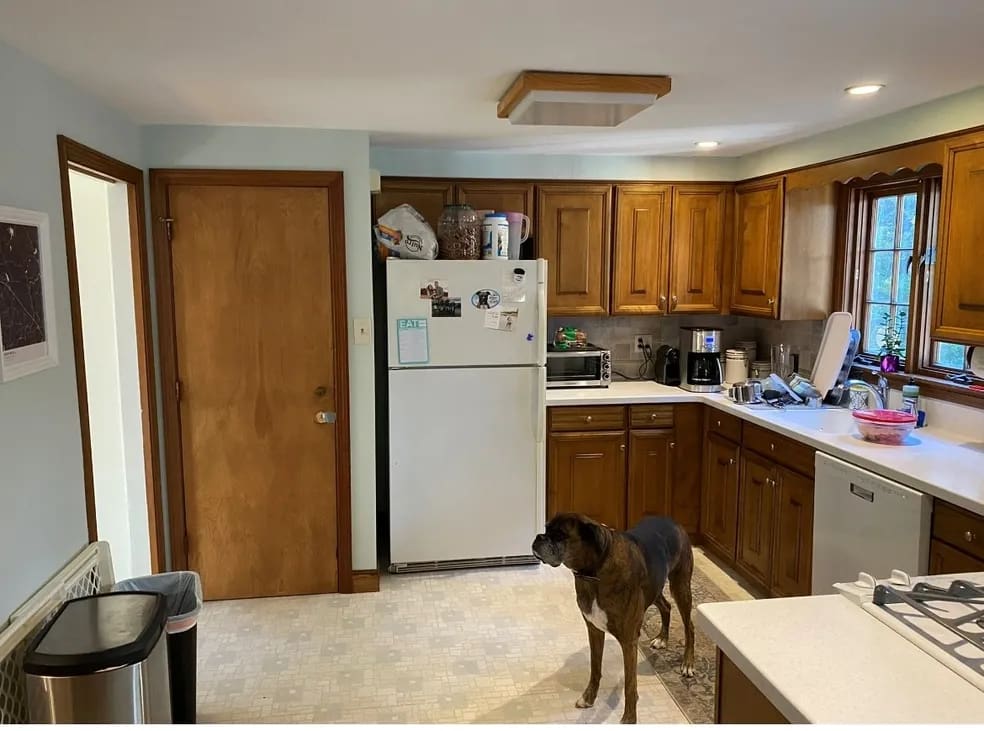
left=736, top=340, right=758, bottom=364
left=482, top=214, right=510, bottom=260
left=724, top=348, right=749, bottom=385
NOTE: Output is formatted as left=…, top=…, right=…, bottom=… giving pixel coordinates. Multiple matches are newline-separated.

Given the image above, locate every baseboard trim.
left=352, top=570, right=380, bottom=593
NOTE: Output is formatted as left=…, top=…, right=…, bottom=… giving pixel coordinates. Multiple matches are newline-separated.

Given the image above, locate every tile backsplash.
left=548, top=315, right=825, bottom=378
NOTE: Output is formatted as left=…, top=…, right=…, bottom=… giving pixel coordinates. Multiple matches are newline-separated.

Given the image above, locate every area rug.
left=639, top=564, right=733, bottom=724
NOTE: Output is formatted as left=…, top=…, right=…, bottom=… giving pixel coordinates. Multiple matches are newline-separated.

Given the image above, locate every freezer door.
left=386, top=259, right=546, bottom=368
left=388, top=366, right=545, bottom=565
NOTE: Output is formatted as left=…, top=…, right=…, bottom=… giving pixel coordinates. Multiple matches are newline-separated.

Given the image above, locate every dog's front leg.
left=619, top=633, right=639, bottom=724
left=576, top=620, right=605, bottom=708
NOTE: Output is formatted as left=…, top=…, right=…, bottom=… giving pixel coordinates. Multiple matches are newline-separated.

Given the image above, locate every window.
left=844, top=169, right=976, bottom=386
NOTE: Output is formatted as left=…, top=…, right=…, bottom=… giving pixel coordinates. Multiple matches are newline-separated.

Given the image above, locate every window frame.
left=841, top=168, right=983, bottom=403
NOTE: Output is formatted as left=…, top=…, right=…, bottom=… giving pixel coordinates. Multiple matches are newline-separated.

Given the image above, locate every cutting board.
left=811, top=312, right=854, bottom=398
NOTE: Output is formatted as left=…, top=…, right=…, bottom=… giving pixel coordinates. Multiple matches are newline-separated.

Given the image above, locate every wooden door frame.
left=149, top=169, right=354, bottom=593
left=56, top=135, right=166, bottom=572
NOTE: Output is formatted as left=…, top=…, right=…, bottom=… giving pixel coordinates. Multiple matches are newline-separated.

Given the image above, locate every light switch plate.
left=353, top=318, right=372, bottom=345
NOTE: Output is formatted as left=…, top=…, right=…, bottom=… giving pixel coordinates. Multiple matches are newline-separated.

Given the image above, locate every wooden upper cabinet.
left=612, top=184, right=671, bottom=314
left=770, top=467, right=814, bottom=597
left=547, top=430, right=626, bottom=529
left=373, top=179, right=454, bottom=232
left=455, top=181, right=534, bottom=218
left=669, top=185, right=729, bottom=314
left=627, top=428, right=674, bottom=527
left=933, top=136, right=984, bottom=345
left=736, top=451, right=776, bottom=588
left=538, top=184, right=613, bottom=315
left=730, top=177, right=784, bottom=318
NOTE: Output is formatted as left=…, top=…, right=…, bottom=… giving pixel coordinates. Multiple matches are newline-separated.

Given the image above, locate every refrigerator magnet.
left=502, top=268, right=527, bottom=303
left=484, top=308, right=519, bottom=332
left=418, top=279, right=449, bottom=300
left=430, top=297, right=461, bottom=318
left=471, top=289, right=501, bottom=309
left=396, top=318, right=429, bottom=364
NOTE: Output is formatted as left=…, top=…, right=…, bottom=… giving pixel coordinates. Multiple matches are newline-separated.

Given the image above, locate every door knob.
left=314, top=385, right=328, bottom=397
left=315, top=411, right=336, bottom=424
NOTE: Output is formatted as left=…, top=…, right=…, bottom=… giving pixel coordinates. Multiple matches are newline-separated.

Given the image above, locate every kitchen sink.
left=772, top=407, right=857, bottom=435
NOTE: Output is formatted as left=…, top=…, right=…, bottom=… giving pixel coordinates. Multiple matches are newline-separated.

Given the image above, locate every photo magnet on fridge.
left=471, top=289, right=501, bottom=309
left=431, top=297, right=461, bottom=318
left=419, top=279, right=449, bottom=300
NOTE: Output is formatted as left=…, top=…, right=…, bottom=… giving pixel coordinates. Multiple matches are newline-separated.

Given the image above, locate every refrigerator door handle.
left=535, top=367, right=546, bottom=443
left=536, top=260, right=548, bottom=367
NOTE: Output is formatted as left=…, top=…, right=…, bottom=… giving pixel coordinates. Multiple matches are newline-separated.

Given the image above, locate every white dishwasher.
left=812, top=452, right=932, bottom=594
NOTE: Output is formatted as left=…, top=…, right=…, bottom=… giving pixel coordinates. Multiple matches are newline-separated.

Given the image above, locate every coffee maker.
left=680, top=327, right=724, bottom=392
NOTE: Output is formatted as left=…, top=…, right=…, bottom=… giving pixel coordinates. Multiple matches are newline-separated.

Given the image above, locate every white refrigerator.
left=386, top=258, right=547, bottom=572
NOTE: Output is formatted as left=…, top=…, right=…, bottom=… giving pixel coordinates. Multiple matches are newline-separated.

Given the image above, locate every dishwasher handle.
left=850, top=483, right=875, bottom=503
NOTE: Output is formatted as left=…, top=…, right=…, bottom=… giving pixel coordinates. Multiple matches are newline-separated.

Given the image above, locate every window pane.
left=899, top=192, right=917, bottom=249
left=867, top=251, right=895, bottom=302
left=895, top=250, right=912, bottom=302
left=873, top=196, right=898, bottom=249
left=933, top=341, right=968, bottom=370
left=865, top=303, right=890, bottom=353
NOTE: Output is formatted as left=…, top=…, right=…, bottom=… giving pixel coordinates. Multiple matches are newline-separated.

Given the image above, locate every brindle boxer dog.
left=531, top=513, right=695, bottom=724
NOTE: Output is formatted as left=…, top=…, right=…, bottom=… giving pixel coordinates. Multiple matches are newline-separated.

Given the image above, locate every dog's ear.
left=576, top=516, right=611, bottom=556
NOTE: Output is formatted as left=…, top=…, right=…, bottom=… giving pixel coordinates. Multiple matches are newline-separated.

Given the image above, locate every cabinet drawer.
left=707, top=409, right=742, bottom=442
left=743, top=423, right=815, bottom=478
left=549, top=405, right=626, bottom=431
left=629, top=405, right=674, bottom=428
left=933, top=501, right=984, bottom=562
left=929, top=538, right=984, bottom=574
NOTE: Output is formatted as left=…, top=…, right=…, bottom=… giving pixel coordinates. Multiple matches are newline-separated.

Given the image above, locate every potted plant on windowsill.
left=878, top=310, right=907, bottom=373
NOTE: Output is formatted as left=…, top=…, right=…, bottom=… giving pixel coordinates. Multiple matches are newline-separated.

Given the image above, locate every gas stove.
left=835, top=570, right=984, bottom=691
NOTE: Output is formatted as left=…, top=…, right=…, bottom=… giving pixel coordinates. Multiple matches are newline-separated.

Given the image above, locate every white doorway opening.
left=69, top=169, right=151, bottom=579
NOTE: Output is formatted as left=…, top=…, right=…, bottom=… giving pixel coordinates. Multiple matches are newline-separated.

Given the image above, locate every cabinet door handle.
left=650, top=412, right=660, bottom=421
left=671, top=294, right=678, bottom=311
left=620, top=444, right=626, bottom=452
left=716, top=419, right=722, bottom=427
left=770, top=442, right=776, bottom=452
left=584, top=415, right=593, bottom=423
left=728, top=457, right=735, bottom=466
left=965, top=530, right=977, bottom=544
left=768, top=297, right=776, bottom=305
left=669, top=442, right=676, bottom=450
left=659, top=294, right=667, bottom=307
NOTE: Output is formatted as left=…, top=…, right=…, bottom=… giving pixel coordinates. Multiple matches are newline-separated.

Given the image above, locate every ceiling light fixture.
left=695, top=141, right=720, bottom=149
left=845, top=84, right=885, bottom=96
left=497, top=71, right=671, bottom=127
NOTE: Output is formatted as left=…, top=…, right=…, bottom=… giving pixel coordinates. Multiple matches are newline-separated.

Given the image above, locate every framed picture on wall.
left=0, top=206, right=58, bottom=382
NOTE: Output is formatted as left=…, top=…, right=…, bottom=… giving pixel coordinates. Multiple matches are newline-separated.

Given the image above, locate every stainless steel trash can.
left=23, top=592, right=171, bottom=723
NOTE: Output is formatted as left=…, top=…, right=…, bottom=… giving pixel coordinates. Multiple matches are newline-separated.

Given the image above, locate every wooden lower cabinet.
left=770, top=467, right=814, bottom=596
left=701, top=432, right=741, bottom=559
left=716, top=651, right=789, bottom=724
left=929, top=538, right=984, bottom=574
left=547, top=430, right=627, bottom=530
left=736, top=451, right=776, bottom=587
left=627, top=428, right=674, bottom=526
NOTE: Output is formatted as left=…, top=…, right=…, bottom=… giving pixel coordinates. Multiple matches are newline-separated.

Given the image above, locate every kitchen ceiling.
left=1, top=0, right=983, bottom=156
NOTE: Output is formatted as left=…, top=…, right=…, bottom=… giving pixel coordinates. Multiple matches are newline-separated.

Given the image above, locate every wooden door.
left=929, top=539, right=984, bottom=574
left=672, top=403, right=703, bottom=534
left=627, top=428, right=674, bottom=527
left=165, top=180, right=344, bottom=600
left=770, top=467, right=814, bottom=597
left=548, top=430, right=626, bottom=529
left=701, top=432, right=741, bottom=559
left=537, top=184, right=613, bottom=315
left=933, top=137, right=984, bottom=345
left=373, top=178, right=453, bottom=231
left=731, top=177, right=784, bottom=318
left=736, top=451, right=777, bottom=588
left=669, top=185, right=728, bottom=313
left=612, top=184, right=671, bottom=314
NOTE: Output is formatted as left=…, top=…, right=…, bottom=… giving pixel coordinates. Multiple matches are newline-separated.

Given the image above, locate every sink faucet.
left=843, top=373, right=888, bottom=410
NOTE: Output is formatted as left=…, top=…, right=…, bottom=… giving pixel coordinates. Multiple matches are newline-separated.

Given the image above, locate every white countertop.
left=546, top=382, right=984, bottom=515
left=697, top=594, right=984, bottom=723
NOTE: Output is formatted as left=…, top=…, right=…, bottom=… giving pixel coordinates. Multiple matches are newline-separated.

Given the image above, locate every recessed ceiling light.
left=695, top=141, right=719, bottom=149
left=845, top=84, right=885, bottom=96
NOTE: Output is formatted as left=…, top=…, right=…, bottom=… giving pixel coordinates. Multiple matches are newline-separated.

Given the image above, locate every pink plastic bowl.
left=852, top=411, right=916, bottom=444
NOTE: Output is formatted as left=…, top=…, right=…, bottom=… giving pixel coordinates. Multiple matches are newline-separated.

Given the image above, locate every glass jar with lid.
left=437, top=204, right=481, bottom=260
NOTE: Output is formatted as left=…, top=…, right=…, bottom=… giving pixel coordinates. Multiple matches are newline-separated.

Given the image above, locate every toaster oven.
left=546, top=344, right=611, bottom=388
